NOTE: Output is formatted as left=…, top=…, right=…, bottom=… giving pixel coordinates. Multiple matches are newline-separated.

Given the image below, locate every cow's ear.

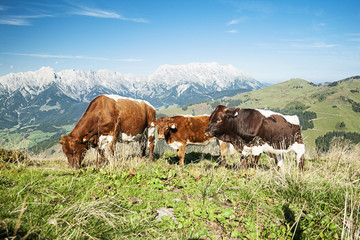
left=226, top=108, right=239, bottom=118
left=59, top=135, right=66, bottom=144
left=169, top=122, right=177, bottom=131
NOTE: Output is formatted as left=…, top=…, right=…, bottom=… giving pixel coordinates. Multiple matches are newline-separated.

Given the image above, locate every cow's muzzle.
left=204, top=130, right=213, bottom=138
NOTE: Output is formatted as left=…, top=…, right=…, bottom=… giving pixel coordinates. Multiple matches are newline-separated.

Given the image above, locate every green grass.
left=1, top=142, right=359, bottom=239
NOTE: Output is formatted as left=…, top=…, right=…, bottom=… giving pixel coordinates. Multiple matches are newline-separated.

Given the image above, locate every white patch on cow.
left=148, top=126, right=155, bottom=138
left=242, top=145, right=263, bottom=156
left=169, top=141, right=183, bottom=150
left=103, top=94, right=155, bottom=110
left=234, top=112, right=238, bottom=117
left=242, top=142, right=305, bottom=165
left=121, top=132, right=142, bottom=142
left=290, top=142, right=305, bottom=163
left=179, top=114, right=210, bottom=117
left=256, top=109, right=300, bottom=125
left=170, top=124, right=176, bottom=129
left=99, top=135, right=114, bottom=150
left=150, top=122, right=155, bottom=127
left=147, top=126, right=156, bottom=147
left=251, top=145, right=265, bottom=156
left=241, top=146, right=251, bottom=156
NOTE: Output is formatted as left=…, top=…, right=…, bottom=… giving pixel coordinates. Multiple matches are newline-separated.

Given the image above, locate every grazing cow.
left=154, top=115, right=229, bottom=166
left=60, top=94, right=156, bottom=169
left=205, top=105, right=305, bottom=170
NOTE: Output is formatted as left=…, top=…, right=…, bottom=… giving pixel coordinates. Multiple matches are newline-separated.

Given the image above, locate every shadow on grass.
left=161, top=152, right=221, bottom=166
left=282, top=203, right=303, bottom=240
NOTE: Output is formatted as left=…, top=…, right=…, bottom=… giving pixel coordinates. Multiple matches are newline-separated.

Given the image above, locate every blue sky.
left=0, top=0, right=359, bottom=83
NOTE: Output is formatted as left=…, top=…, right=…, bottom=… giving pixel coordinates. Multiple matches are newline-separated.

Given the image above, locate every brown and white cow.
left=60, top=94, right=156, bottom=169
left=205, top=105, right=305, bottom=170
left=154, top=115, right=228, bottom=166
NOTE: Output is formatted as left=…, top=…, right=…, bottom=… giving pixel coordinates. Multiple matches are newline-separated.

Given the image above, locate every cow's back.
left=115, top=98, right=153, bottom=136
left=185, top=116, right=211, bottom=143
left=69, top=95, right=116, bottom=139
left=169, top=115, right=211, bottom=143
left=258, top=114, right=303, bottom=149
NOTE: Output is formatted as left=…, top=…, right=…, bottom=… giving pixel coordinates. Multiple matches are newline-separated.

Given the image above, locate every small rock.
left=155, top=207, right=178, bottom=224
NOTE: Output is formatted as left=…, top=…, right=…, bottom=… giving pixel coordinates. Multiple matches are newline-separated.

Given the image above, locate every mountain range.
left=0, top=62, right=262, bottom=150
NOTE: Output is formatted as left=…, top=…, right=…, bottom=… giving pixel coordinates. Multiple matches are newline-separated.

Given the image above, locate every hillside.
left=158, top=76, right=360, bottom=149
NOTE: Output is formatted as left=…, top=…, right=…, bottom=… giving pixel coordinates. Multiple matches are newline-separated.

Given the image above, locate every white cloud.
left=73, top=7, right=125, bottom=19
left=0, top=17, right=30, bottom=26
left=226, top=30, right=238, bottom=34
left=0, top=4, right=148, bottom=26
left=291, top=42, right=336, bottom=48
left=0, top=14, right=52, bottom=26
left=72, top=6, right=148, bottom=23
left=346, top=33, right=360, bottom=42
left=227, top=17, right=247, bottom=25
left=2, top=52, right=143, bottom=62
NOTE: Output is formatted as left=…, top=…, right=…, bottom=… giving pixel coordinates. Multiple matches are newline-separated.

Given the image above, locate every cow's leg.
left=243, top=156, right=249, bottom=169
left=253, top=154, right=261, bottom=169
left=140, top=135, right=147, bottom=157
left=97, top=148, right=106, bottom=166
left=177, top=145, right=186, bottom=166
left=218, top=140, right=228, bottom=167
left=293, top=142, right=305, bottom=171
left=74, top=156, right=81, bottom=170
left=241, top=149, right=251, bottom=169
left=97, top=135, right=115, bottom=166
left=147, top=125, right=156, bottom=162
left=109, top=138, right=116, bottom=155
left=298, top=155, right=305, bottom=171
left=275, top=154, right=284, bottom=171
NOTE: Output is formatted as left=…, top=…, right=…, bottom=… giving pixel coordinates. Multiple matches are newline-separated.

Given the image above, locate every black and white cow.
left=205, top=105, right=305, bottom=170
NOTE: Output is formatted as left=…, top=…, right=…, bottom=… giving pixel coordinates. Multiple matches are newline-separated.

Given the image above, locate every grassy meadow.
left=1, top=77, right=359, bottom=239
left=1, top=141, right=359, bottom=239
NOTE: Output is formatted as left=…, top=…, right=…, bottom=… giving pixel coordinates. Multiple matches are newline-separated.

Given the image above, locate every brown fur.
left=154, top=115, right=228, bottom=166
left=60, top=95, right=156, bottom=169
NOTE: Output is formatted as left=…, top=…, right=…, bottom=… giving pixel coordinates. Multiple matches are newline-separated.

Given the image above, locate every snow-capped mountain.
left=0, top=62, right=262, bottom=136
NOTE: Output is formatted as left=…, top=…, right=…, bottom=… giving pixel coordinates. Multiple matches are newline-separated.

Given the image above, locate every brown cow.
left=60, top=94, right=156, bottom=169
left=154, top=115, right=228, bottom=166
left=205, top=105, right=305, bottom=170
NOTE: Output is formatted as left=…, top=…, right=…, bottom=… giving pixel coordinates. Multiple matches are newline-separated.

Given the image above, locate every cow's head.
left=60, top=135, right=88, bottom=169
left=154, top=117, right=177, bottom=141
left=205, top=105, right=239, bottom=138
